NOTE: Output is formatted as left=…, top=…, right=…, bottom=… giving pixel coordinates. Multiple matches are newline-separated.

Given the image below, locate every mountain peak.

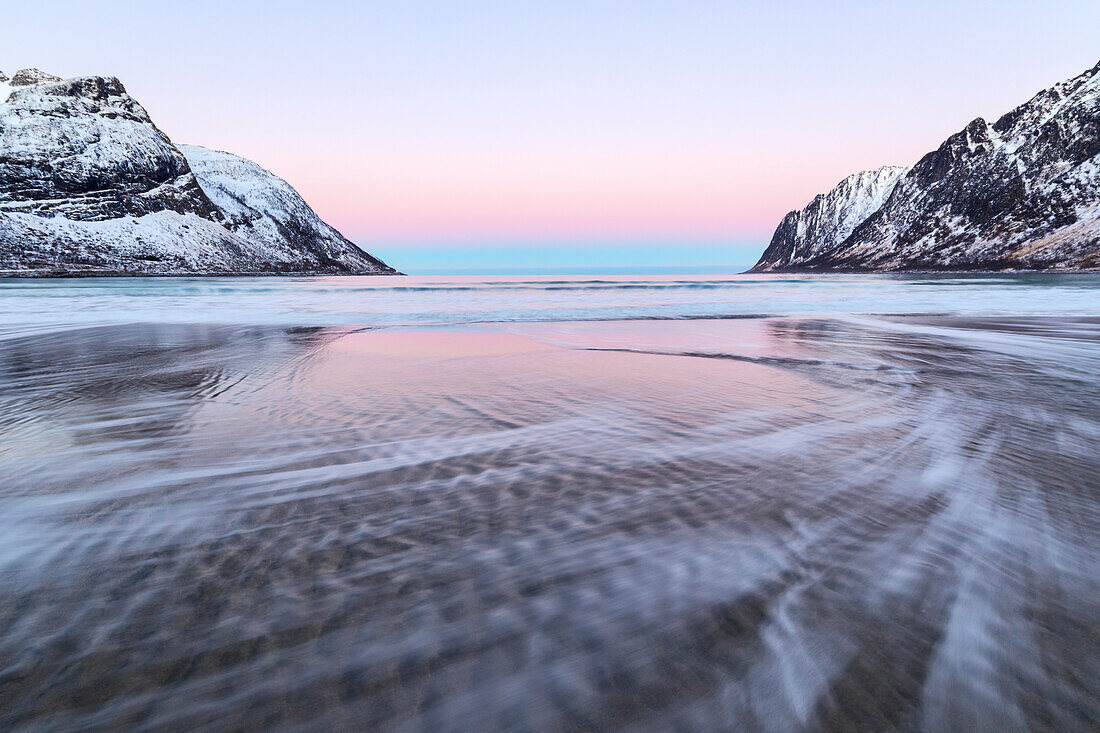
left=9, top=68, right=61, bottom=87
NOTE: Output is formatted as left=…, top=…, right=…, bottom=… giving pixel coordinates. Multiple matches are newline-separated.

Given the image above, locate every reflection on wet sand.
left=0, top=317, right=1098, bottom=730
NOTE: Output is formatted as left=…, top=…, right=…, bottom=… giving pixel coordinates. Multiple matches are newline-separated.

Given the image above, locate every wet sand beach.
left=1, top=312, right=1098, bottom=730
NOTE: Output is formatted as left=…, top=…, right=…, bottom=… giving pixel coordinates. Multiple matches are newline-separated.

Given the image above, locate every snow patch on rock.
left=753, top=166, right=908, bottom=271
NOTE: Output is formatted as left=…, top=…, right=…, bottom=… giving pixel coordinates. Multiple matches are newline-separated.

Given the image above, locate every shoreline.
left=746, top=264, right=1100, bottom=274
left=2, top=266, right=1098, bottom=279
left=0, top=268, right=405, bottom=278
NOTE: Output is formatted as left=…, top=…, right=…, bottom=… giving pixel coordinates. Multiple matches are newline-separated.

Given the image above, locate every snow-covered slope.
left=752, top=167, right=908, bottom=271
left=752, top=60, right=1100, bottom=272
left=0, top=211, right=264, bottom=275
left=180, top=146, right=391, bottom=273
left=0, top=69, right=396, bottom=276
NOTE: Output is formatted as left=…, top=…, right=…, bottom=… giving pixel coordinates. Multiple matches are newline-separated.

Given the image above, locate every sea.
left=1, top=272, right=1098, bottom=730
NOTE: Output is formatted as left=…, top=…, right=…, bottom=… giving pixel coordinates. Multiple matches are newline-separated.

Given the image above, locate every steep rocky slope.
left=0, top=69, right=396, bottom=275
left=755, top=167, right=908, bottom=270
left=180, top=146, right=391, bottom=273
left=752, top=61, right=1100, bottom=272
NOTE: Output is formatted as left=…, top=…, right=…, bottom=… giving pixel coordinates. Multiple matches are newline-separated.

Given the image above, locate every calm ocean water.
left=1, top=273, right=1099, bottom=730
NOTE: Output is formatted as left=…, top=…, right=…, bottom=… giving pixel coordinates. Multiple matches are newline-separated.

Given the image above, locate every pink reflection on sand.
left=334, top=328, right=559, bottom=360
left=312, top=322, right=825, bottom=429
left=509, top=319, right=779, bottom=355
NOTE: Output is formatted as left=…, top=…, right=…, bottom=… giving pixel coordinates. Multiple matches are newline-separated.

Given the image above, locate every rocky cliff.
left=0, top=69, right=396, bottom=276
left=179, top=146, right=392, bottom=274
left=752, top=61, right=1100, bottom=272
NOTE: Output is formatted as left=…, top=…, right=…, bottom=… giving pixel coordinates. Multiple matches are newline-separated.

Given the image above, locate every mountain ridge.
left=752, top=60, right=1100, bottom=272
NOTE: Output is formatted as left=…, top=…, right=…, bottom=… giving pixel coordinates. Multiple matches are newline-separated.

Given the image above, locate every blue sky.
left=367, top=240, right=763, bottom=274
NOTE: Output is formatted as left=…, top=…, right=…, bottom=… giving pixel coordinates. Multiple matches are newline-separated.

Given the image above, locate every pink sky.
left=5, top=0, right=1099, bottom=265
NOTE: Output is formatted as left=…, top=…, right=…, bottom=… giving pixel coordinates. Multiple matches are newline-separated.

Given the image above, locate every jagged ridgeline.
left=0, top=69, right=397, bottom=275
left=752, top=60, right=1100, bottom=272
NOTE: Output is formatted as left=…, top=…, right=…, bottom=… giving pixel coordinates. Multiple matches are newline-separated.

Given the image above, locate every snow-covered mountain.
left=0, top=69, right=396, bottom=275
left=754, top=167, right=908, bottom=270
left=752, top=61, right=1100, bottom=272
left=179, top=146, right=392, bottom=273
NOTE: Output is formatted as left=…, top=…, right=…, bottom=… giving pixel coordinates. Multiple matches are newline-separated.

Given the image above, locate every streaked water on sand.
left=1, top=274, right=1098, bottom=730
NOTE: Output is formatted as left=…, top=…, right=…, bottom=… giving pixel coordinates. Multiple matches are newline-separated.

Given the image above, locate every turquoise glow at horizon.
left=4, top=1, right=1099, bottom=270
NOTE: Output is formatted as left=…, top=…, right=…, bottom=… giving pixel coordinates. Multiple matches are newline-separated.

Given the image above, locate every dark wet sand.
left=0, top=317, right=1098, bottom=731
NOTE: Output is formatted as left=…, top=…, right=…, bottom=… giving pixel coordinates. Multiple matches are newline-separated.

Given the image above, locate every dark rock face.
left=0, top=74, right=219, bottom=222
left=0, top=70, right=396, bottom=276
left=752, top=61, right=1100, bottom=272
left=9, top=68, right=60, bottom=87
